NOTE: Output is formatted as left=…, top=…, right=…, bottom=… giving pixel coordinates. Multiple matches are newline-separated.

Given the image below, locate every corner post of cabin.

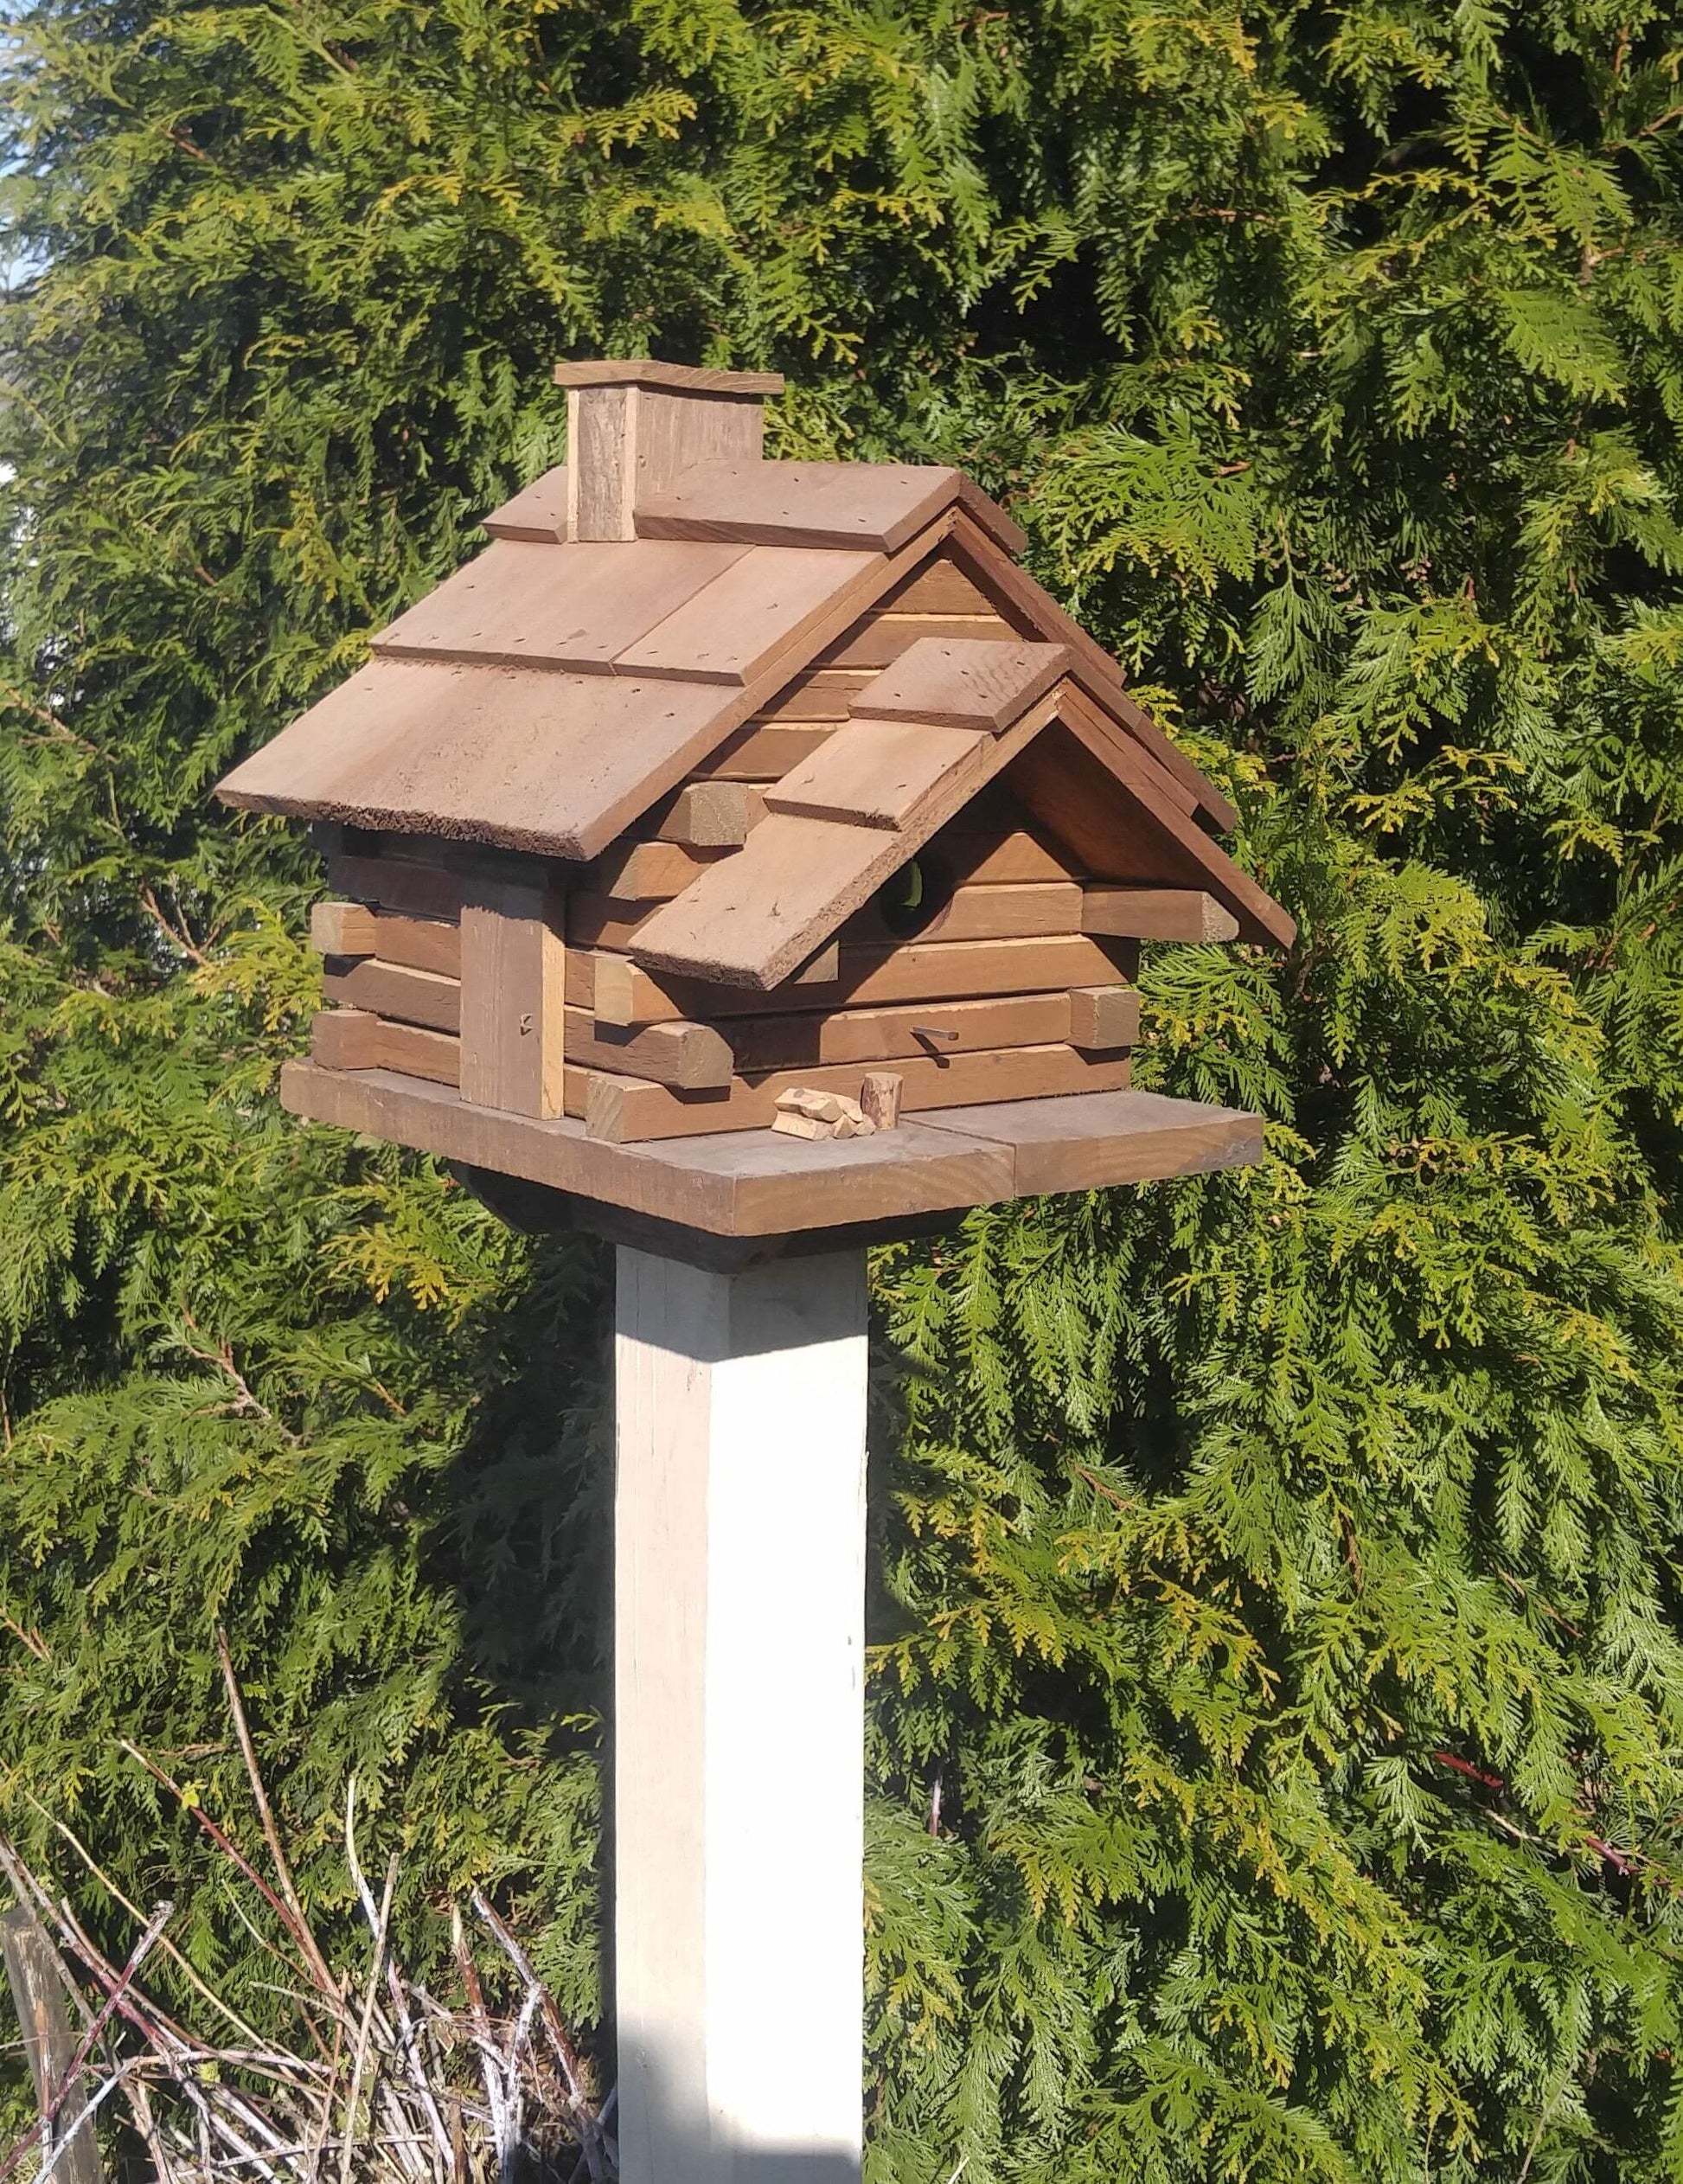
left=613, top=1244, right=868, bottom=2184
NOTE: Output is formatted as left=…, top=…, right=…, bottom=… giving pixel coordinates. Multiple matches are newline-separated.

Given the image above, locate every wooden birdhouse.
left=217, top=357, right=1293, bottom=1248
left=216, top=362, right=1299, bottom=2184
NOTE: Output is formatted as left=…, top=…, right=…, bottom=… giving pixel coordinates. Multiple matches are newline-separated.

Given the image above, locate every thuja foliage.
left=3, top=0, right=1683, bottom=2176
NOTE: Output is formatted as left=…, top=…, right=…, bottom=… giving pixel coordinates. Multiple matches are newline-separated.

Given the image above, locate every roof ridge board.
left=630, top=683, right=1069, bottom=990
left=944, top=512, right=1238, bottom=833
left=635, top=460, right=1028, bottom=559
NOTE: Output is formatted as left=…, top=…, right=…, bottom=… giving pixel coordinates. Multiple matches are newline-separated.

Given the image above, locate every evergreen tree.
left=3, top=1, right=1682, bottom=2176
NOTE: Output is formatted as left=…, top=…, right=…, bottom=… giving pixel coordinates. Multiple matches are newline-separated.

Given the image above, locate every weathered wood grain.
left=849, top=637, right=1069, bottom=733
left=283, top=1060, right=1265, bottom=1237
left=1082, top=887, right=1241, bottom=943
left=459, top=880, right=567, bottom=1117
left=373, top=539, right=746, bottom=671
left=615, top=547, right=880, bottom=685
left=766, top=719, right=990, bottom=829
left=322, top=958, right=462, bottom=1032
left=582, top=1042, right=1129, bottom=1143
left=565, top=1007, right=735, bottom=1090
left=1, top=1907, right=104, bottom=2184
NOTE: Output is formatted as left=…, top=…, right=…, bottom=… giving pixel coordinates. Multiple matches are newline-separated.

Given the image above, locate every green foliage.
left=3, top=0, right=1683, bottom=2177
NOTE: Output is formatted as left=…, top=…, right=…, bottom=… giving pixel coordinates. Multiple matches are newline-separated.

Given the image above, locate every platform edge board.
left=279, top=1059, right=1016, bottom=1236
left=917, top=1088, right=1264, bottom=1195
left=283, top=1062, right=1266, bottom=1234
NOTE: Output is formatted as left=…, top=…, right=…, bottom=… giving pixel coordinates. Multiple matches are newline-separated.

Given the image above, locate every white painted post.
left=614, top=1246, right=868, bottom=2184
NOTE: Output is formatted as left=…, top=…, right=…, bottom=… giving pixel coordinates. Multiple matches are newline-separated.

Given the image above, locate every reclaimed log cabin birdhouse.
left=216, top=361, right=1295, bottom=1247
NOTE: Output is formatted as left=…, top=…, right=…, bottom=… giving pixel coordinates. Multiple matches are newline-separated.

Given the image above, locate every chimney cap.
left=554, top=358, right=784, bottom=396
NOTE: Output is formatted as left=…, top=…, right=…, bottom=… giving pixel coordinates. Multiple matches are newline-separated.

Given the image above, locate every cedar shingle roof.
left=217, top=441, right=1296, bottom=956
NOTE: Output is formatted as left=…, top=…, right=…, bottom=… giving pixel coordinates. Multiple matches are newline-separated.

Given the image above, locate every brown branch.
left=137, top=884, right=207, bottom=966
left=216, top=1629, right=339, bottom=1998
left=180, top=1311, right=301, bottom=1446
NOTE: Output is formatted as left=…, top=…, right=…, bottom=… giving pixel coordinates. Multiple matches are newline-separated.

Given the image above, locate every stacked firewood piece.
left=772, top=1071, right=903, bottom=1140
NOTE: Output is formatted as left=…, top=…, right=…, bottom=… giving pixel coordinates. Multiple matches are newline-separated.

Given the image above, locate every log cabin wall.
left=304, top=542, right=1158, bottom=1147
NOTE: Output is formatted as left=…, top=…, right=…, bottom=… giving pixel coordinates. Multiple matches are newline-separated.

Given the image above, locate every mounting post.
left=613, top=1246, right=867, bottom=2184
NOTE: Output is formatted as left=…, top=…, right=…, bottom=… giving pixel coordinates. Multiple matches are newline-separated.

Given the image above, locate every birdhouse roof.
left=218, top=439, right=1295, bottom=976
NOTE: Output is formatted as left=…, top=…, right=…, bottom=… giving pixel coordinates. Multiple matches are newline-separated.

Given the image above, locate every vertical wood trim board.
left=458, top=880, right=567, bottom=1117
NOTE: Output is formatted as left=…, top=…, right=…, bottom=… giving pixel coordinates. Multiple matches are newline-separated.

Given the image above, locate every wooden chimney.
left=560, top=361, right=784, bottom=542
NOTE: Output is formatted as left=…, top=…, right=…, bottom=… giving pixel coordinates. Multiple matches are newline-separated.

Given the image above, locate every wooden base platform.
left=282, top=1058, right=1264, bottom=1244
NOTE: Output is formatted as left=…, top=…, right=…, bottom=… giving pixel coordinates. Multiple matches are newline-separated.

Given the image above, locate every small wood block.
left=565, top=1007, right=734, bottom=1090
left=860, top=1072, right=902, bottom=1130
left=323, top=958, right=461, bottom=1034
left=1081, top=887, right=1240, bottom=944
left=311, top=1007, right=380, bottom=1068
left=460, top=880, right=567, bottom=1118
left=310, top=900, right=378, bottom=957
left=765, top=719, right=990, bottom=830
left=614, top=546, right=880, bottom=686
left=1067, top=984, right=1141, bottom=1052
left=778, top=1087, right=861, bottom=1125
left=771, top=1109, right=832, bottom=1141
left=851, top=637, right=1069, bottom=733
left=327, top=852, right=464, bottom=923
left=646, top=781, right=763, bottom=848
left=586, top=837, right=724, bottom=900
